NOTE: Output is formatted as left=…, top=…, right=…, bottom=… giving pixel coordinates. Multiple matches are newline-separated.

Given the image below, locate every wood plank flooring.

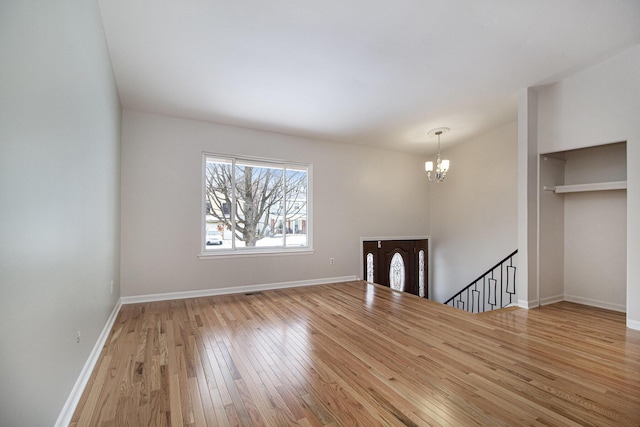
left=71, top=281, right=640, bottom=426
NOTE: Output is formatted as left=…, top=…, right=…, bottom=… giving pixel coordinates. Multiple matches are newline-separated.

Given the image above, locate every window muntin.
left=204, top=154, right=310, bottom=254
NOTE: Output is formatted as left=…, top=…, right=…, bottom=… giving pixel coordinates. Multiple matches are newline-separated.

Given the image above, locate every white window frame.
left=199, top=153, right=313, bottom=258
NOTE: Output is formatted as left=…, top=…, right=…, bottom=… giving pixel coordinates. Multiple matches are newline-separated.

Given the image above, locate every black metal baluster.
left=443, top=250, right=518, bottom=313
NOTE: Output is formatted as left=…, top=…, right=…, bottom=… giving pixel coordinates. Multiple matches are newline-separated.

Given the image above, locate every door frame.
left=359, top=236, right=431, bottom=298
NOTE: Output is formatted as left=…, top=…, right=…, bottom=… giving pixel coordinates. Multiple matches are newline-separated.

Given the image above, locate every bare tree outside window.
left=204, top=155, right=309, bottom=250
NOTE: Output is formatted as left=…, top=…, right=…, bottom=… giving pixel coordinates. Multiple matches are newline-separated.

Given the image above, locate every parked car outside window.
left=206, top=230, right=223, bottom=245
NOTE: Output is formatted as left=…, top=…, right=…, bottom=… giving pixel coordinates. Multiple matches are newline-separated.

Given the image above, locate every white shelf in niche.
left=543, top=181, right=627, bottom=194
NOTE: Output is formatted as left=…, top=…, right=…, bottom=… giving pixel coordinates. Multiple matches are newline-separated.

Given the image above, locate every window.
left=203, top=154, right=311, bottom=255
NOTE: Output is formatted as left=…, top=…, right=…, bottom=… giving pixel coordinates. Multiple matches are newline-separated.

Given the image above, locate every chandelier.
left=425, top=127, right=450, bottom=183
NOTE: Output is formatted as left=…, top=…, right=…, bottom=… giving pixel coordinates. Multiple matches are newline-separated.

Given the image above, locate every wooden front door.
left=363, top=239, right=428, bottom=298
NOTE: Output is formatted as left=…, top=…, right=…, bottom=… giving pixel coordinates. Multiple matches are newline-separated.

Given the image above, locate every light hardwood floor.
left=71, top=281, right=640, bottom=426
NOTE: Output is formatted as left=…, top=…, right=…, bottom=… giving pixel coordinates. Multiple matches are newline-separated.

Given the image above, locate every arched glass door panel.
left=389, top=252, right=405, bottom=292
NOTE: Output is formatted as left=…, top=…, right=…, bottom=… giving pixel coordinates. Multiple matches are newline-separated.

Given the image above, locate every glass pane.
left=204, top=155, right=310, bottom=253
left=419, top=249, right=425, bottom=297
left=389, top=253, right=405, bottom=292
left=204, top=157, right=233, bottom=250
left=235, top=161, right=283, bottom=248
left=366, top=253, right=374, bottom=283
left=284, top=166, right=308, bottom=247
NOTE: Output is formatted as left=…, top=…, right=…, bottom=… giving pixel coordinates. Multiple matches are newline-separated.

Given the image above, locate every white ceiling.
left=98, top=0, right=640, bottom=154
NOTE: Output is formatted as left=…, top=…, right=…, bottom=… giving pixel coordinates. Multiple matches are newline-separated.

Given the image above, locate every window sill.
left=198, top=248, right=315, bottom=260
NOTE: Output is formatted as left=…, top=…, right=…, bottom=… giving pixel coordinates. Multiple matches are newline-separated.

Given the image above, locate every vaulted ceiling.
left=98, top=0, right=640, bottom=154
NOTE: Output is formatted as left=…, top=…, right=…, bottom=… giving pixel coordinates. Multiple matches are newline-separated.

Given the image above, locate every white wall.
left=0, top=1, right=121, bottom=426
left=120, top=110, right=429, bottom=297
left=563, top=144, right=627, bottom=311
left=533, top=44, right=640, bottom=328
left=429, top=123, right=518, bottom=303
left=538, top=155, right=565, bottom=304
left=564, top=190, right=626, bottom=310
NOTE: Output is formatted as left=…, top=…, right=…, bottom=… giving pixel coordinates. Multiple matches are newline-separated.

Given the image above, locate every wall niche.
left=539, top=141, right=627, bottom=311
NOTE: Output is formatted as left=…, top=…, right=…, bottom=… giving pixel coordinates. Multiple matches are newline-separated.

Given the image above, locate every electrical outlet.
left=110, top=280, right=114, bottom=294
left=330, top=257, right=335, bottom=265
left=76, top=331, right=81, bottom=344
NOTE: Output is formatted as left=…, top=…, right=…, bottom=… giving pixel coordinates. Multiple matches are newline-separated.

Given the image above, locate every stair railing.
left=444, top=250, right=518, bottom=314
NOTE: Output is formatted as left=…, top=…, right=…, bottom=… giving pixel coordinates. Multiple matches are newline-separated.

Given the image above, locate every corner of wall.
left=517, top=88, right=539, bottom=309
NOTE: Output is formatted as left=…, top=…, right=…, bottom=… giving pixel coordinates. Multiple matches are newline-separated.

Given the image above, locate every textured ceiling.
left=98, top=0, right=640, bottom=154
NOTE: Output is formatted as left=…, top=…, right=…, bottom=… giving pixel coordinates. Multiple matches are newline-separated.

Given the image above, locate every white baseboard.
left=55, top=298, right=122, bottom=427
left=539, top=295, right=564, bottom=306
left=518, top=299, right=539, bottom=309
left=627, top=319, right=640, bottom=331
left=563, top=294, right=626, bottom=313
left=521, top=295, right=626, bottom=313
left=121, top=275, right=358, bottom=304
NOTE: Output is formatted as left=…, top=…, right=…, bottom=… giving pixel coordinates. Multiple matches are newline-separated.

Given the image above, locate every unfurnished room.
left=1, top=1, right=640, bottom=426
